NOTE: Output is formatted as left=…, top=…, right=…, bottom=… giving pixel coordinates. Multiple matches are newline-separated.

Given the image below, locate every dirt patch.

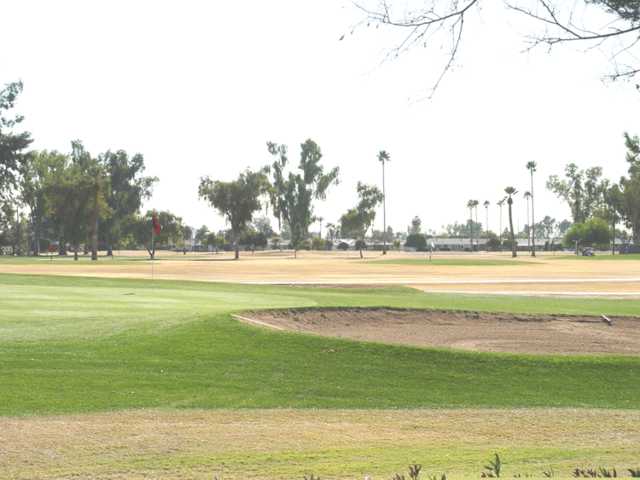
left=242, top=307, right=640, bottom=355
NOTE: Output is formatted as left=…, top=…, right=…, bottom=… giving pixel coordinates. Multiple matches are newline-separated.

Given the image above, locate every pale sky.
left=3, top=0, right=639, bottom=235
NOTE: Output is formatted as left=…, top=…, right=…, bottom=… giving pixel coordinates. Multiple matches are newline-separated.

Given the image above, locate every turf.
left=369, top=258, right=526, bottom=266
left=1, top=273, right=640, bottom=416
left=552, top=253, right=640, bottom=261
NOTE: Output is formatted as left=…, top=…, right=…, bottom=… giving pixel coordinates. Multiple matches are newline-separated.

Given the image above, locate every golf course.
left=2, top=252, right=639, bottom=479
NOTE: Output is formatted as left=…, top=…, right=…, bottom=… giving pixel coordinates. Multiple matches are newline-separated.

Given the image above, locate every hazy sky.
left=3, top=1, right=639, bottom=235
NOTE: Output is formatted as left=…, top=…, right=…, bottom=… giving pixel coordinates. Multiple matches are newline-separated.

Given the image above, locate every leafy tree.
left=100, top=149, right=157, bottom=255
left=198, top=169, right=269, bottom=259
left=558, top=219, right=573, bottom=236
left=266, top=139, right=339, bottom=256
left=194, top=225, right=210, bottom=246
left=504, top=187, right=518, bottom=257
left=252, top=216, right=274, bottom=238
left=564, top=218, right=611, bottom=249
left=20, top=151, right=66, bottom=255
left=405, top=233, right=427, bottom=251
left=619, top=133, right=640, bottom=243
left=444, top=220, right=482, bottom=238
left=340, top=182, right=384, bottom=258
left=604, top=183, right=624, bottom=253
left=127, top=210, right=184, bottom=259
left=0, top=81, right=32, bottom=221
left=539, top=216, right=557, bottom=244
left=43, top=143, right=109, bottom=260
left=408, top=216, right=422, bottom=234
left=547, top=163, right=607, bottom=223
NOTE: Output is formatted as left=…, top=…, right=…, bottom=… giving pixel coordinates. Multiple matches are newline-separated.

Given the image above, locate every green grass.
left=1, top=273, right=640, bottom=416
left=370, top=258, right=526, bottom=266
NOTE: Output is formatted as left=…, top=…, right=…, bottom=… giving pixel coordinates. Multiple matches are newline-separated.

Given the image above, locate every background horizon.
left=3, top=0, right=639, bottom=236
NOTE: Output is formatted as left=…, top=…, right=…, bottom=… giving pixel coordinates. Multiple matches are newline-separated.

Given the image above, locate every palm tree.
left=505, top=187, right=518, bottom=258
left=523, top=191, right=531, bottom=252
left=467, top=199, right=475, bottom=251
left=526, top=161, right=537, bottom=257
left=377, top=150, right=391, bottom=255
left=483, top=200, right=490, bottom=237
left=473, top=200, right=480, bottom=249
left=497, top=198, right=505, bottom=244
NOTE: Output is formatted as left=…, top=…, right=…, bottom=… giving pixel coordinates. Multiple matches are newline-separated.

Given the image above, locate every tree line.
left=3, top=80, right=640, bottom=260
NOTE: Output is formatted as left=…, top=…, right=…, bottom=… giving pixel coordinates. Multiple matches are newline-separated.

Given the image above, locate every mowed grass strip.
left=3, top=409, right=639, bottom=479
left=1, top=273, right=640, bottom=415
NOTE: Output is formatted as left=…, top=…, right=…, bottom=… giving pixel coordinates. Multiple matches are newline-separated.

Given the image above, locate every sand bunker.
left=239, top=308, right=640, bottom=355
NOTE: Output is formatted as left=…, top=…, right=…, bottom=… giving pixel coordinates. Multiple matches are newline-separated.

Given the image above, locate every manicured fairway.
left=2, top=273, right=640, bottom=416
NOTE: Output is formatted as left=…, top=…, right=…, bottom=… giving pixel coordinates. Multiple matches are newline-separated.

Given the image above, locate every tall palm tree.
left=526, top=161, right=537, bottom=257
left=505, top=187, right=518, bottom=258
left=378, top=150, right=391, bottom=255
left=483, top=200, right=490, bottom=237
left=523, top=191, right=531, bottom=252
left=467, top=199, right=475, bottom=250
left=473, top=200, right=480, bottom=249
left=497, top=198, right=505, bottom=244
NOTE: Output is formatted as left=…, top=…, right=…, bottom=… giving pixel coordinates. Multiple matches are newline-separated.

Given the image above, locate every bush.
left=337, top=241, right=349, bottom=250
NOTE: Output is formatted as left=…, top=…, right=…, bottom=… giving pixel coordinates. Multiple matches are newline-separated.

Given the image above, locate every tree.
left=504, top=187, right=518, bottom=257
left=100, top=149, right=157, bottom=256
left=405, top=233, right=427, bottom=251
left=564, top=217, right=611, bottom=249
left=547, top=163, right=607, bottom=223
left=604, top=183, right=624, bottom=254
left=20, top=151, right=66, bottom=255
left=267, top=139, right=339, bottom=256
left=619, top=133, right=640, bottom=243
left=408, top=216, right=422, bottom=234
left=199, top=169, right=269, bottom=260
left=353, top=1, right=640, bottom=96
left=526, top=161, right=537, bottom=256
left=340, top=182, right=384, bottom=258
left=483, top=200, right=490, bottom=237
left=523, top=191, right=531, bottom=250
left=377, top=150, right=391, bottom=254
left=127, top=210, right=184, bottom=259
left=539, top=215, right=557, bottom=245
left=496, top=198, right=506, bottom=244
left=195, top=225, right=210, bottom=246
left=0, top=81, right=32, bottom=222
left=43, top=143, right=109, bottom=260
left=466, top=200, right=479, bottom=249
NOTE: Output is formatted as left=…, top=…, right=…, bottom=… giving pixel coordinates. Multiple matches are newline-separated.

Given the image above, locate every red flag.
left=152, top=213, right=162, bottom=235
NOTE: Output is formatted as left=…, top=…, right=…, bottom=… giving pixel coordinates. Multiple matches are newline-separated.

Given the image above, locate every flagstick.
left=151, top=226, right=155, bottom=281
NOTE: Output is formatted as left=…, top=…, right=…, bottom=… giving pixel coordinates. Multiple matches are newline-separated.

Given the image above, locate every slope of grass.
left=1, top=273, right=639, bottom=416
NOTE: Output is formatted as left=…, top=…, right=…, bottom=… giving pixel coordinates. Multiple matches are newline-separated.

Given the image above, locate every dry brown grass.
left=2, top=251, right=640, bottom=295
left=2, top=409, right=639, bottom=479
